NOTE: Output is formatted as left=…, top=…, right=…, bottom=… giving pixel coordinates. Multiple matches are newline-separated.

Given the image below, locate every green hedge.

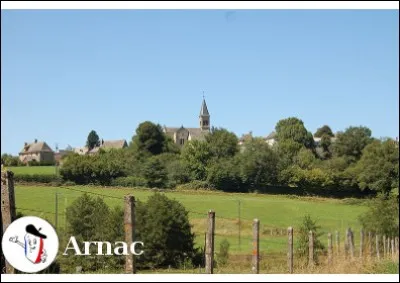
left=110, top=176, right=147, bottom=188
left=14, top=174, right=61, bottom=184
left=175, top=180, right=216, bottom=191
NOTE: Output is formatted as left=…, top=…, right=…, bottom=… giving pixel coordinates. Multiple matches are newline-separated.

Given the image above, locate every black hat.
left=25, top=224, right=47, bottom=239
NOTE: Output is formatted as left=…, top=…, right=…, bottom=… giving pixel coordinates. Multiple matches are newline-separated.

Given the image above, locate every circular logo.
left=2, top=216, right=59, bottom=273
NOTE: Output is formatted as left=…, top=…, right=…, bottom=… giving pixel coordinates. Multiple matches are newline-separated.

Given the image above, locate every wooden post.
left=1, top=170, right=16, bottom=274
left=348, top=228, right=355, bottom=259
left=360, top=229, right=364, bottom=258
left=288, top=227, right=293, bottom=274
left=375, top=234, right=380, bottom=260
left=328, top=233, right=333, bottom=265
left=383, top=235, right=386, bottom=258
left=368, top=232, right=372, bottom=257
left=124, top=195, right=136, bottom=274
left=391, top=239, right=395, bottom=261
left=395, top=237, right=399, bottom=257
left=205, top=210, right=215, bottom=274
left=335, top=231, right=340, bottom=256
left=345, top=228, right=350, bottom=259
left=252, top=219, right=260, bottom=274
left=308, top=231, right=314, bottom=267
left=387, top=238, right=390, bottom=258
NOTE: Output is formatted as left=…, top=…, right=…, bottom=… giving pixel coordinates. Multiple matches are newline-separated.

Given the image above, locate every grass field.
left=15, top=185, right=369, bottom=255
left=8, top=166, right=57, bottom=175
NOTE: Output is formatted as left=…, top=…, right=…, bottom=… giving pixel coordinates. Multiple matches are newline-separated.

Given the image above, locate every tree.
left=181, top=140, right=212, bottom=181
left=207, top=157, right=242, bottom=192
left=314, top=125, right=334, bottom=138
left=135, top=193, right=199, bottom=269
left=205, top=127, right=239, bottom=159
left=359, top=194, right=399, bottom=238
left=142, top=156, right=168, bottom=188
left=86, top=130, right=100, bottom=150
left=131, top=121, right=166, bottom=155
left=237, top=138, right=279, bottom=190
left=275, top=117, right=315, bottom=150
left=332, top=126, right=373, bottom=163
left=353, top=139, right=399, bottom=195
left=319, top=134, right=332, bottom=159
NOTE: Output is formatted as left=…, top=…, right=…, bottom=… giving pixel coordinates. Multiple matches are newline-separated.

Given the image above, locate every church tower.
left=199, top=97, right=210, bottom=131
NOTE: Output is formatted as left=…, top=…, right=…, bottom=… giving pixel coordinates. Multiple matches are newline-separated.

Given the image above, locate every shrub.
left=111, top=176, right=147, bottom=188
left=175, top=180, right=216, bottom=191
left=135, top=193, right=200, bottom=269
left=216, top=239, right=230, bottom=267
left=359, top=194, right=399, bottom=238
left=296, top=215, right=325, bottom=265
left=14, top=174, right=61, bottom=184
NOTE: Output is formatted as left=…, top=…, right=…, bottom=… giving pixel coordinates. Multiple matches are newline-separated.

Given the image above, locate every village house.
left=74, top=139, right=128, bottom=155
left=19, top=139, right=55, bottom=164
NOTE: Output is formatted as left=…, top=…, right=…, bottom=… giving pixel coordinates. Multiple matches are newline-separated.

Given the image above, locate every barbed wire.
left=58, top=186, right=125, bottom=200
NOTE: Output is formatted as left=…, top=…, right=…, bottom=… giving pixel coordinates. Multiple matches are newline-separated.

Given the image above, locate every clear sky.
left=1, top=9, right=399, bottom=155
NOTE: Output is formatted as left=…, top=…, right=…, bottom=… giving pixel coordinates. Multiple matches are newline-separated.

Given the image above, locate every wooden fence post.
left=375, top=234, right=380, bottom=260
left=360, top=229, right=364, bottom=259
left=252, top=219, right=260, bottom=274
left=308, top=231, right=314, bottom=267
left=288, top=227, right=293, bottom=274
left=395, top=237, right=399, bottom=257
left=368, top=232, right=372, bottom=257
left=335, top=231, right=340, bottom=256
left=124, top=195, right=136, bottom=274
left=348, top=228, right=355, bottom=260
left=387, top=238, right=390, bottom=258
left=391, top=239, right=395, bottom=261
left=1, top=170, right=16, bottom=274
left=205, top=210, right=215, bottom=274
left=328, top=233, right=333, bottom=266
left=383, top=235, right=386, bottom=258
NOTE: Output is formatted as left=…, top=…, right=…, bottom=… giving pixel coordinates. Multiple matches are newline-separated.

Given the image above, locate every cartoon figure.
left=9, top=224, right=47, bottom=264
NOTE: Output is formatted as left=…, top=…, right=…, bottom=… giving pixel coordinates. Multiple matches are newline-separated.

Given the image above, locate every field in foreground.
left=15, top=185, right=369, bottom=255
left=8, top=166, right=57, bottom=175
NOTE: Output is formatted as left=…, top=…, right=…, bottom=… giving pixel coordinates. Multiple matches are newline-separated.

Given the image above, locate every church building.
left=163, top=98, right=211, bottom=147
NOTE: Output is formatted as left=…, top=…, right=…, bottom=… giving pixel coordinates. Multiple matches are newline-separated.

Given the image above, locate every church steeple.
left=199, top=93, right=210, bottom=131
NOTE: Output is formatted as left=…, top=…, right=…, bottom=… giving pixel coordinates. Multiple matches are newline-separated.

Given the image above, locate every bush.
left=14, top=174, right=61, bottom=184
left=135, top=193, right=200, bottom=269
left=175, top=180, right=216, bottom=191
left=111, top=176, right=147, bottom=188
left=216, top=239, right=230, bottom=267
left=27, top=160, right=56, bottom=166
left=359, top=194, right=399, bottom=238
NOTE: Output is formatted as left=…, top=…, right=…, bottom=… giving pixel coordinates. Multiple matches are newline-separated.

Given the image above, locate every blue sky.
left=1, top=9, right=399, bottom=155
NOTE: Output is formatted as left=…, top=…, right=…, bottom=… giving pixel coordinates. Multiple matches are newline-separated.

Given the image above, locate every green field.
left=8, top=166, right=57, bottom=175
left=15, top=185, right=369, bottom=255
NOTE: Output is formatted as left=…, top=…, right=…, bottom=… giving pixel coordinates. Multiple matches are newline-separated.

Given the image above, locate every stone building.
left=163, top=98, right=211, bottom=147
left=19, top=139, right=55, bottom=164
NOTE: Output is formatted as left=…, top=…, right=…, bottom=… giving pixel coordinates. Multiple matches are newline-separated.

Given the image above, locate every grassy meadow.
left=15, top=185, right=369, bottom=255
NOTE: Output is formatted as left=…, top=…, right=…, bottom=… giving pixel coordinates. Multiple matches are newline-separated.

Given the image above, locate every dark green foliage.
left=86, top=130, right=100, bottom=150
left=141, top=156, right=168, bottom=188
left=60, top=152, right=125, bottom=185
left=314, top=125, right=334, bottom=138
left=296, top=215, right=325, bottom=265
left=332, top=126, right=373, bottom=163
left=237, top=138, right=279, bottom=191
left=207, top=158, right=242, bottom=192
left=275, top=117, right=315, bottom=150
left=205, top=127, right=239, bottom=159
left=175, top=180, right=215, bottom=191
left=131, top=121, right=166, bottom=155
left=111, top=176, right=147, bottom=187
left=14, top=174, right=61, bottom=184
left=181, top=140, right=212, bottom=181
left=135, top=193, right=199, bottom=269
left=353, top=139, right=399, bottom=195
left=359, top=194, right=399, bottom=238
left=216, top=239, right=230, bottom=267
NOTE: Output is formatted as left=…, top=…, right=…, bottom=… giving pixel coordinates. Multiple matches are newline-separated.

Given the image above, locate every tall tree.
left=314, top=125, right=334, bottom=138
left=353, top=138, right=399, bottom=195
left=180, top=140, right=212, bottom=181
left=205, top=127, right=239, bottom=159
left=131, top=121, right=166, bottom=155
left=275, top=117, right=315, bottom=150
left=332, top=126, right=373, bottom=163
left=86, top=130, right=100, bottom=150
